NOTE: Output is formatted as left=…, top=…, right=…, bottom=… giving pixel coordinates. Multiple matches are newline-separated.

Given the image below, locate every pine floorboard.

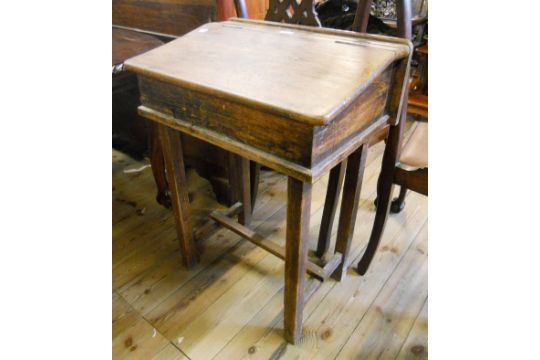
left=112, top=131, right=428, bottom=359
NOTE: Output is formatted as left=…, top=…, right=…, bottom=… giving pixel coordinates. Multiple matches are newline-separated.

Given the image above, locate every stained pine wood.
left=316, top=161, right=346, bottom=258
left=284, top=177, right=312, bottom=344
left=229, top=154, right=252, bottom=225
left=336, top=223, right=428, bottom=359
left=122, top=16, right=413, bottom=346
left=210, top=211, right=335, bottom=280
left=331, top=143, right=368, bottom=281
left=112, top=28, right=164, bottom=66
left=112, top=292, right=172, bottom=359
left=228, top=157, right=426, bottom=360
left=113, top=121, right=427, bottom=358
left=112, top=0, right=216, bottom=38
left=125, top=19, right=409, bottom=125
left=396, top=299, right=428, bottom=359
left=125, top=20, right=411, bottom=186
left=158, top=124, right=198, bottom=268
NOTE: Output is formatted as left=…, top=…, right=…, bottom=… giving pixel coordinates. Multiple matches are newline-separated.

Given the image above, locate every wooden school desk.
left=124, top=18, right=411, bottom=344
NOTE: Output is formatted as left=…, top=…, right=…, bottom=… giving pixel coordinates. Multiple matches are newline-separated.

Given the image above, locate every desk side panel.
left=138, top=77, right=315, bottom=167
left=312, top=67, right=392, bottom=167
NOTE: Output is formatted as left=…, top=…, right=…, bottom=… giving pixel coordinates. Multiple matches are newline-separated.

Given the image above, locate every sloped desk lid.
left=124, top=18, right=411, bottom=126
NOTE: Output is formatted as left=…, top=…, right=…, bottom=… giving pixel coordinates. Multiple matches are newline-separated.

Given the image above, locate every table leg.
left=284, top=177, right=312, bottom=344
left=249, top=161, right=260, bottom=211
left=148, top=121, right=170, bottom=208
left=158, top=124, right=198, bottom=268
left=331, top=143, right=369, bottom=281
left=316, top=160, right=347, bottom=258
left=228, top=153, right=252, bottom=226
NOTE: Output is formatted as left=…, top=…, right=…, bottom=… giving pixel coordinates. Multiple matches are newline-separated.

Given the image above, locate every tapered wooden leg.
left=316, top=161, right=347, bottom=258
left=331, top=143, right=369, bottom=281
left=158, top=124, right=198, bottom=268
left=237, top=156, right=252, bottom=225
left=228, top=153, right=252, bottom=226
left=148, top=122, right=170, bottom=208
left=284, top=177, right=312, bottom=344
left=250, top=161, right=260, bottom=211
left=227, top=152, right=238, bottom=206
left=390, top=185, right=407, bottom=213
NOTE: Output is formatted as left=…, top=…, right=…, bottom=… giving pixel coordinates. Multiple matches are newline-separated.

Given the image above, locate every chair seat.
left=113, top=28, right=164, bottom=66
left=399, top=122, right=427, bottom=168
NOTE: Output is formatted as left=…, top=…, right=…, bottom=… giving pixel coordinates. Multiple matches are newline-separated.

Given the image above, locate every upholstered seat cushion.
left=400, top=122, right=427, bottom=169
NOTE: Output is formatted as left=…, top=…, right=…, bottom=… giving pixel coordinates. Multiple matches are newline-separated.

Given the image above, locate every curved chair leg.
left=356, top=163, right=395, bottom=275
left=357, top=122, right=402, bottom=275
left=373, top=187, right=406, bottom=213
left=358, top=6, right=412, bottom=274
left=390, top=185, right=407, bottom=213
left=316, top=161, right=347, bottom=258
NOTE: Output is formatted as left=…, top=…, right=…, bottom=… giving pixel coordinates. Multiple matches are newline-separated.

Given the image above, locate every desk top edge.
left=124, top=19, right=412, bottom=126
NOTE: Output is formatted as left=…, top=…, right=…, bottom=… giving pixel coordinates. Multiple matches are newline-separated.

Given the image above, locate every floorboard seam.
left=332, top=217, right=428, bottom=360
left=137, top=196, right=289, bottom=317
left=393, top=295, right=428, bottom=360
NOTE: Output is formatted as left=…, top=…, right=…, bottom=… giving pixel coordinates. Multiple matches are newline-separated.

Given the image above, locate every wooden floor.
left=112, top=134, right=428, bottom=359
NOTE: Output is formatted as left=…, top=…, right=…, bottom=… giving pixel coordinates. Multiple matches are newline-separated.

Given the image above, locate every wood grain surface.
left=124, top=19, right=410, bottom=125
left=113, top=0, right=216, bottom=37
left=112, top=120, right=427, bottom=358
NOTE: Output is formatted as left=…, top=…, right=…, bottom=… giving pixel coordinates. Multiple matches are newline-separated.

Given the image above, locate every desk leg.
left=332, top=143, right=369, bottom=281
left=228, top=153, right=252, bottom=226
left=158, top=124, right=198, bottom=268
left=284, top=177, right=312, bottom=344
left=148, top=121, right=170, bottom=208
left=250, top=161, right=260, bottom=211
left=316, top=161, right=347, bottom=258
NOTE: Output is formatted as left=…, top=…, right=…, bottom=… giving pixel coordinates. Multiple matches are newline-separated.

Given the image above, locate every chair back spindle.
left=233, top=0, right=249, bottom=19
left=352, top=0, right=373, bottom=33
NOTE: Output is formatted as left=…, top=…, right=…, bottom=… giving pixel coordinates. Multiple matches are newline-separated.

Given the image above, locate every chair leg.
left=357, top=122, right=402, bottom=275
left=390, top=185, right=407, bottom=213
left=331, top=144, right=369, bottom=281
left=316, top=160, right=347, bottom=258
left=284, top=177, right=312, bottom=344
left=356, top=168, right=395, bottom=275
left=148, top=122, right=171, bottom=208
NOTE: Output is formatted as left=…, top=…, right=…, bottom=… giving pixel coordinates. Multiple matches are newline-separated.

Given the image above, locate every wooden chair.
left=355, top=0, right=429, bottom=275
left=390, top=41, right=427, bottom=213
left=241, top=0, right=420, bottom=282
left=315, top=0, right=428, bottom=275
left=388, top=121, right=427, bottom=212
